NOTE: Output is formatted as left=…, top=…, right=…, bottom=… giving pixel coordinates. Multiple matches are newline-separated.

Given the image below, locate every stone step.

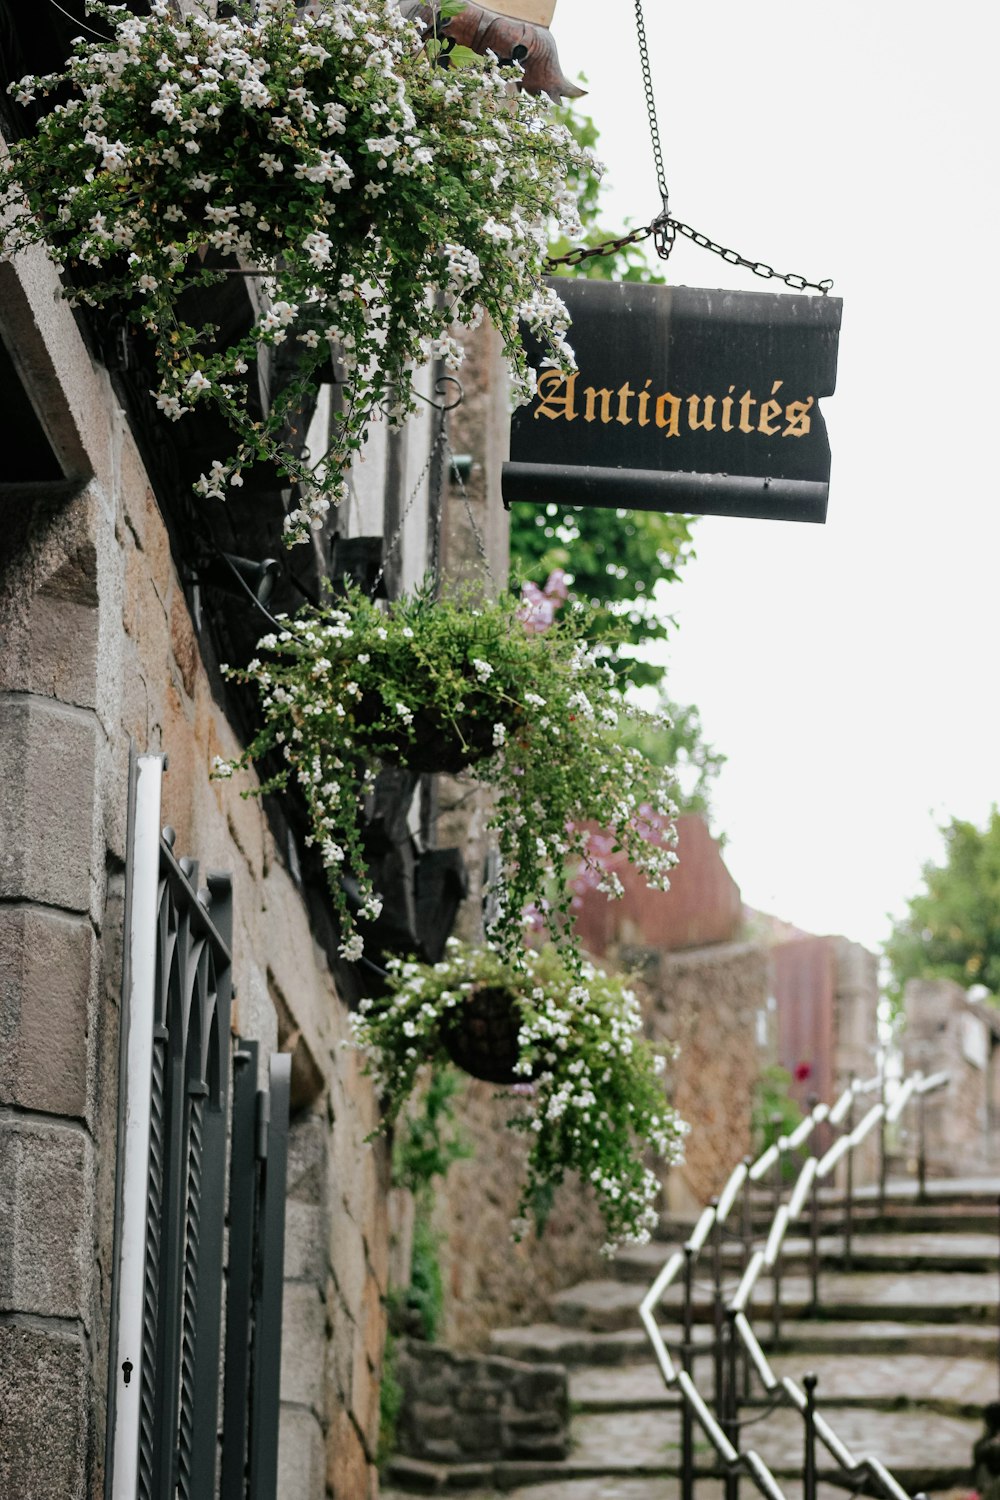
left=568, top=1350, right=988, bottom=1417
left=550, top=1269, right=999, bottom=1334
left=386, top=1476, right=968, bottom=1500
left=384, top=1401, right=980, bottom=1494
left=491, top=1318, right=996, bottom=1368
left=617, top=1232, right=1000, bottom=1283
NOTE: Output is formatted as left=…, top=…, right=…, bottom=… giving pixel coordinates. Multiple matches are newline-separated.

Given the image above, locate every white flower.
left=340, top=934, right=364, bottom=963
left=303, top=230, right=333, bottom=267
left=185, top=370, right=211, bottom=396
left=492, top=723, right=506, bottom=747
left=472, top=658, right=494, bottom=683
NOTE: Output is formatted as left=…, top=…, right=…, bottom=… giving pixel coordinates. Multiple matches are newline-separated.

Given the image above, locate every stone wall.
left=0, top=238, right=399, bottom=1498
left=394, top=1340, right=568, bottom=1465
left=902, top=978, right=993, bottom=1176
left=641, top=940, right=769, bottom=1212
left=432, top=1078, right=606, bottom=1351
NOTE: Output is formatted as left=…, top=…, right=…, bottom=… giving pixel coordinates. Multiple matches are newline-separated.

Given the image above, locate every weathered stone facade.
left=394, top=1341, right=568, bottom=1465
left=902, top=977, right=997, bottom=1176
left=0, top=198, right=510, bottom=1493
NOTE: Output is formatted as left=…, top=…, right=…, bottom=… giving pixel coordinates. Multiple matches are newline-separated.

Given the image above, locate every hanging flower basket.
left=439, top=984, right=524, bottom=1084
left=352, top=694, right=502, bottom=776
left=350, top=940, right=688, bottom=1251
left=216, top=581, right=679, bottom=965
left=0, top=0, right=587, bottom=543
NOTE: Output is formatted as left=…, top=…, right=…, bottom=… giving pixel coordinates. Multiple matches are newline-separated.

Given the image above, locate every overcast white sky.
left=555, top=1, right=1000, bottom=951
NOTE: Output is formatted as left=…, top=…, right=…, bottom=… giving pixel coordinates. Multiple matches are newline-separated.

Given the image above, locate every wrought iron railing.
left=639, top=1069, right=950, bottom=1500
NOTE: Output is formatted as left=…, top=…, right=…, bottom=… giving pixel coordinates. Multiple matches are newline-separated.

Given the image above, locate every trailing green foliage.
left=377, top=1329, right=403, bottom=1468
left=752, top=1064, right=804, bottom=1152
left=1, top=0, right=586, bottom=541
left=405, top=1210, right=445, bottom=1343
left=886, top=807, right=1000, bottom=1003
left=392, top=1065, right=471, bottom=1198
left=351, top=940, right=686, bottom=1251
left=220, top=582, right=679, bottom=964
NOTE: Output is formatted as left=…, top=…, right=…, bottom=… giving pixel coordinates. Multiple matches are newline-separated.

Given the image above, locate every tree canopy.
left=885, top=808, right=1000, bottom=1001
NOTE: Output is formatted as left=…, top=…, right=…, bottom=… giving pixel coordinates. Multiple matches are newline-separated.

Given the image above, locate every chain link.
left=545, top=0, right=833, bottom=296
left=634, top=0, right=668, bottom=212
left=546, top=213, right=833, bottom=295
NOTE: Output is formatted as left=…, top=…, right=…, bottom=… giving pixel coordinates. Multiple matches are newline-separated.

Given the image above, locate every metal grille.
left=111, top=756, right=293, bottom=1500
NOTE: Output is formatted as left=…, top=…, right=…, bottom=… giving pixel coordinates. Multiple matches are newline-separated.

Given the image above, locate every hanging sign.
left=503, top=279, right=843, bottom=523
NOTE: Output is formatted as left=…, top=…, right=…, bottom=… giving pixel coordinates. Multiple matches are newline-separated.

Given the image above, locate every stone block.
left=511, top=1364, right=567, bottom=1411
left=277, top=1404, right=326, bottom=1500
left=0, top=904, right=92, bottom=1117
left=284, top=1202, right=327, bottom=1285
left=0, top=1116, right=90, bottom=1321
left=280, top=1282, right=327, bottom=1416
left=0, top=575, right=99, bottom=711
left=168, top=585, right=199, bottom=701
left=327, top=1406, right=374, bottom=1500
left=0, top=1319, right=88, bottom=1499
left=0, top=696, right=98, bottom=913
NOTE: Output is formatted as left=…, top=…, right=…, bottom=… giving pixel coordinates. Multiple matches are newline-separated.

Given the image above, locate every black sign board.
left=503, top=280, right=843, bottom=523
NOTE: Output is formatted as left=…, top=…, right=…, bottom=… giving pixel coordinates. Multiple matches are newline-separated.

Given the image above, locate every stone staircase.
left=385, top=1179, right=997, bottom=1498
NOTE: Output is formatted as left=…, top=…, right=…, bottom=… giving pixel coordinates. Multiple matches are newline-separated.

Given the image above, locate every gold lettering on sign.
left=529, top=375, right=819, bottom=439
left=583, top=386, right=614, bottom=423
left=783, top=397, right=814, bottom=437
left=738, top=390, right=757, bottom=435
left=687, top=395, right=716, bottom=432
left=758, top=380, right=783, bottom=437
left=616, top=382, right=636, bottom=426
left=721, top=386, right=736, bottom=432
left=655, top=391, right=681, bottom=438
left=534, top=370, right=578, bottom=422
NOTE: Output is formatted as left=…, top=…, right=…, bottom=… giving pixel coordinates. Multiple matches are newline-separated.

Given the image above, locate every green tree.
left=886, top=808, right=1000, bottom=1001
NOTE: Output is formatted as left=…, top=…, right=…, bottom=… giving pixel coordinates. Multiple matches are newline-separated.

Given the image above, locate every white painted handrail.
left=639, top=1067, right=951, bottom=1500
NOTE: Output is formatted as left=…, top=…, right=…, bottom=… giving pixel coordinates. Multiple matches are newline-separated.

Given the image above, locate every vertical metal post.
left=740, top=1157, right=753, bottom=1401
left=809, top=1171, right=821, bottom=1312
left=803, top=1373, right=818, bottom=1500
left=711, top=1202, right=725, bottom=1426
left=681, top=1246, right=696, bottom=1500
left=917, top=1085, right=928, bottom=1202
left=771, top=1142, right=783, bottom=1346
left=843, top=1079, right=855, bottom=1271
left=248, top=1054, right=292, bottom=1500
left=724, top=1310, right=740, bottom=1500
left=878, top=1066, right=888, bottom=1219
left=108, top=753, right=165, bottom=1500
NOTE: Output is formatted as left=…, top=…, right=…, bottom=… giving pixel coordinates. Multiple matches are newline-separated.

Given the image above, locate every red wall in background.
left=573, top=813, right=743, bottom=958
left=770, top=936, right=836, bottom=1108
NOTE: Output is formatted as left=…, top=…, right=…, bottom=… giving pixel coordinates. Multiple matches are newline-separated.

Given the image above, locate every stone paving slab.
left=568, top=1404, right=978, bottom=1482
left=552, top=1271, right=999, bottom=1333
left=568, top=1352, right=989, bottom=1413
left=616, top=1235, right=1000, bottom=1284
left=384, top=1480, right=888, bottom=1500
left=491, top=1319, right=996, bottom=1367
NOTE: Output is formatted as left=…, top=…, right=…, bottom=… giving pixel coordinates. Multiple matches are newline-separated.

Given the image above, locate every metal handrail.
left=639, top=1068, right=950, bottom=1500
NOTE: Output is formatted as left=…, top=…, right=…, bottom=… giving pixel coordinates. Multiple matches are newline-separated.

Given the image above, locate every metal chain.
left=545, top=0, right=834, bottom=295
left=441, top=430, right=497, bottom=588
left=369, top=416, right=448, bottom=598
left=546, top=213, right=834, bottom=295
left=634, top=0, right=668, bottom=212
